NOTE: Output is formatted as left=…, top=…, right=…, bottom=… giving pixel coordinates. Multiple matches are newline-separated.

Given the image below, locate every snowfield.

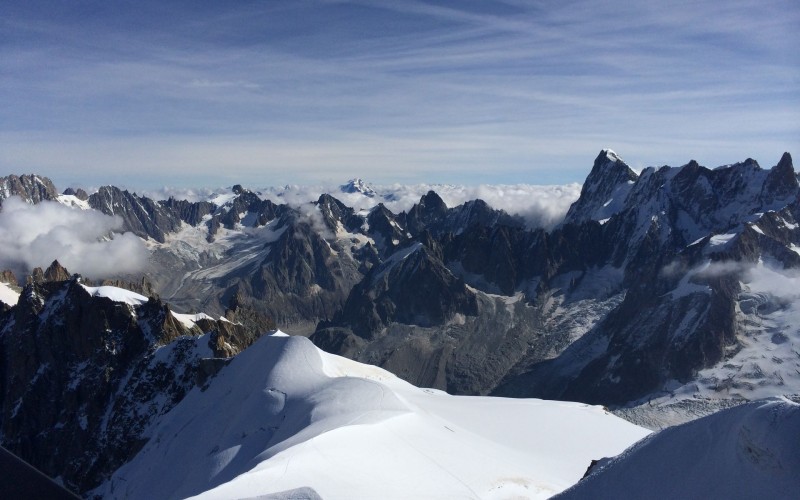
left=170, top=311, right=217, bottom=329
left=0, top=282, right=19, bottom=307
left=558, top=398, right=800, bottom=499
left=95, top=332, right=649, bottom=499
left=79, top=284, right=148, bottom=306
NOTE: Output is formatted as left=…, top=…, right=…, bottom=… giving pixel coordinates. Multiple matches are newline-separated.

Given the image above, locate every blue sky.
left=2, top=0, right=798, bottom=190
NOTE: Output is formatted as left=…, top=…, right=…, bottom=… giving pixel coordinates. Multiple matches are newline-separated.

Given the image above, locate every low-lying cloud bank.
left=0, top=197, right=148, bottom=280
left=146, top=181, right=583, bottom=230
left=665, top=257, right=800, bottom=303
left=273, top=182, right=584, bottom=230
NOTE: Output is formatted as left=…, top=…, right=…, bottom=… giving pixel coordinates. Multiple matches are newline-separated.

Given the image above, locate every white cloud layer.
left=0, top=197, right=149, bottom=279
left=147, top=181, right=582, bottom=230
left=279, top=182, right=583, bottom=229
left=742, top=261, right=800, bottom=301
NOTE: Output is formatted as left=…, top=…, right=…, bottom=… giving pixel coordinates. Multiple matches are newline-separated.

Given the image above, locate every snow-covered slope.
left=56, top=193, right=90, bottom=210
left=79, top=284, right=148, bottom=306
left=0, top=282, right=19, bottom=306
left=96, top=332, right=649, bottom=500
left=558, top=398, right=800, bottom=499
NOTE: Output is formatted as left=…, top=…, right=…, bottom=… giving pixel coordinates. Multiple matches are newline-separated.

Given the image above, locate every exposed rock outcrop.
left=88, top=186, right=183, bottom=242
left=0, top=277, right=262, bottom=494
left=0, top=174, right=58, bottom=205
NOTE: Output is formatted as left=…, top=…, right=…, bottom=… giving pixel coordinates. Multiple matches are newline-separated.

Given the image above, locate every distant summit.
left=562, top=148, right=638, bottom=224
left=0, top=174, right=58, bottom=206
left=340, top=178, right=376, bottom=197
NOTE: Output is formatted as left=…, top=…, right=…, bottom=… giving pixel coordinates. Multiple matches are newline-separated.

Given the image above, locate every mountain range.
left=1, top=149, right=799, bottom=497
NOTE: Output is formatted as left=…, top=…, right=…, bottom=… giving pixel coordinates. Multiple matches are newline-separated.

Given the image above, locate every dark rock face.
left=260, top=219, right=341, bottom=294
left=88, top=186, right=183, bottom=242
left=495, top=152, right=800, bottom=404
left=218, top=189, right=262, bottom=229
left=159, top=197, right=215, bottom=226
left=441, top=198, right=525, bottom=235
left=0, top=277, right=261, bottom=494
left=0, top=270, right=18, bottom=287
left=761, top=152, right=797, bottom=205
left=445, top=225, right=525, bottom=295
left=202, top=190, right=286, bottom=241
left=317, top=193, right=363, bottom=234
left=366, top=203, right=410, bottom=256
left=0, top=174, right=58, bottom=205
left=62, top=187, right=89, bottom=201
left=306, top=194, right=612, bottom=393
left=323, top=243, right=478, bottom=340
left=406, top=191, right=448, bottom=236
left=195, top=210, right=363, bottom=335
left=564, top=150, right=638, bottom=225
left=43, top=260, right=71, bottom=282
left=302, top=150, right=798, bottom=402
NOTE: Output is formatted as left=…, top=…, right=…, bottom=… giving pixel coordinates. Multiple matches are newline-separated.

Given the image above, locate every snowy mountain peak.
left=563, top=149, right=639, bottom=224
left=602, top=148, right=622, bottom=163
left=589, top=149, right=637, bottom=183
left=95, top=332, right=649, bottom=500
left=340, top=178, right=376, bottom=197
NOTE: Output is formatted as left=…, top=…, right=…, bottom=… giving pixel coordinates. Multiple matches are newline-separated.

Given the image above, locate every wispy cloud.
left=1, top=0, right=797, bottom=189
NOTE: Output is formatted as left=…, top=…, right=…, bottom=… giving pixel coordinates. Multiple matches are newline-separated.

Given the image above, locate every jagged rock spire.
left=44, top=260, right=71, bottom=282
left=762, top=152, right=797, bottom=204
left=406, top=191, right=447, bottom=236
left=563, top=149, right=639, bottom=225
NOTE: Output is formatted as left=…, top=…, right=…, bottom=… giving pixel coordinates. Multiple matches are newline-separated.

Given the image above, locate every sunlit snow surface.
left=170, top=311, right=216, bottom=329
left=558, top=398, right=800, bottom=499
left=56, top=194, right=90, bottom=210
left=96, top=333, right=649, bottom=500
left=675, top=261, right=800, bottom=401
left=79, top=284, right=148, bottom=306
left=618, top=258, right=800, bottom=429
left=0, top=282, right=19, bottom=306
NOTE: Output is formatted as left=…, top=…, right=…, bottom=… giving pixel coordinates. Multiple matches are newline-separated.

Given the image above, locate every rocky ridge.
left=0, top=263, right=266, bottom=494
left=2, top=150, right=800, bottom=495
left=1, top=150, right=798, bottom=409
left=0, top=174, right=58, bottom=205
